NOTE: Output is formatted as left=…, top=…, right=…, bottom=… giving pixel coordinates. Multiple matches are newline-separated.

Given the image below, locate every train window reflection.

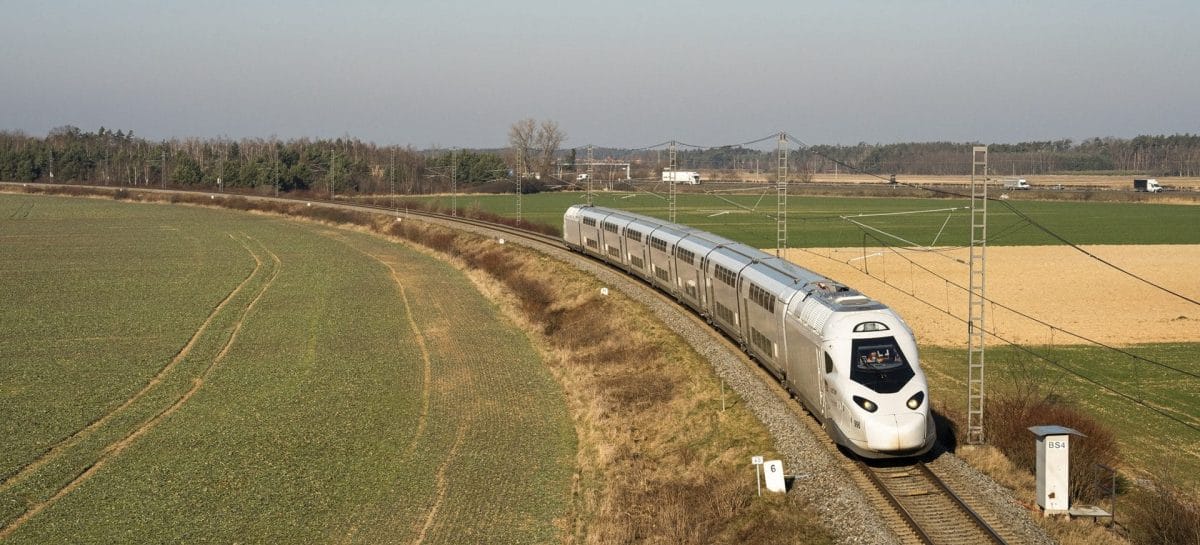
left=850, top=337, right=914, bottom=394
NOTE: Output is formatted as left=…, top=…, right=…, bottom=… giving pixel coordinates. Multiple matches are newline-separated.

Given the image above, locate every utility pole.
left=668, top=141, right=678, bottom=223
left=329, top=148, right=336, bottom=199
left=515, top=161, right=522, bottom=224
left=273, top=142, right=280, bottom=197
left=776, top=132, right=788, bottom=257
left=967, top=146, right=989, bottom=444
left=586, top=145, right=594, bottom=206
left=161, top=150, right=166, bottom=188
left=451, top=148, right=458, bottom=217
left=390, top=148, right=397, bottom=216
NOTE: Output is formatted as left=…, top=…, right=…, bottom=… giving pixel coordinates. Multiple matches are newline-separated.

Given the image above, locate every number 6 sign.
left=764, top=460, right=786, bottom=493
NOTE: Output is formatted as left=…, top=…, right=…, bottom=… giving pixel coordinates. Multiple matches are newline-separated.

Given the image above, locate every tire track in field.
left=0, top=235, right=281, bottom=540
left=0, top=233, right=262, bottom=491
left=326, top=235, right=441, bottom=545
left=334, top=237, right=435, bottom=458
left=410, top=421, right=469, bottom=545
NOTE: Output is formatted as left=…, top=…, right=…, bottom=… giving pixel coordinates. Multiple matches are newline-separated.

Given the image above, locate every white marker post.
left=764, top=460, right=786, bottom=493
left=751, top=456, right=764, bottom=496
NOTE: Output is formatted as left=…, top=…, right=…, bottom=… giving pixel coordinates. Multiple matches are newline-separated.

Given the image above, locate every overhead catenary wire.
left=794, top=243, right=1200, bottom=433
left=785, top=133, right=1200, bottom=309
left=844, top=226, right=1200, bottom=381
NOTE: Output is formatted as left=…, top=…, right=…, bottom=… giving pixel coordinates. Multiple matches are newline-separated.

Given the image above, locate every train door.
left=702, top=258, right=714, bottom=319
left=817, top=347, right=827, bottom=419
left=736, top=276, right=749, bottom=341
left=823, top=349, right=848, bottom=430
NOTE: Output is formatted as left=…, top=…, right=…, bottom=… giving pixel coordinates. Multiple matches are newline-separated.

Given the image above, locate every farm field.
left=783, top=244, right=1199, bottom=492
left=0, top=194, right=573, bottom=543
left=372, top=190, right=1200, bottom=248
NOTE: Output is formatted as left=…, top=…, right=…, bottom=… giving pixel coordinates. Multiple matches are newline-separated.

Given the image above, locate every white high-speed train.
left=563, top=205, right=935, bottom=458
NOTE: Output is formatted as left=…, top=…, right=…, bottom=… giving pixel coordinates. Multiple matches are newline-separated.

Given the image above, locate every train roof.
left=569, top=205, right=885, bottom=311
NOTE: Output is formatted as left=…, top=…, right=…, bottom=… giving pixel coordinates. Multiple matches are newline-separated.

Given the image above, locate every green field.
left=376, top=190, right=1200, bottom=247
left=0, top=194, right=573, bottom=543
left=920, top=344, right=1200, bottom=489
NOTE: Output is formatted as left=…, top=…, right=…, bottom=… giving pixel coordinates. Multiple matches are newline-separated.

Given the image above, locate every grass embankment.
left=2, top=187, right=833, bottom=543
left=921, top=344, right=1200, bottom=490
left=0, top=193, right=574, bottom=543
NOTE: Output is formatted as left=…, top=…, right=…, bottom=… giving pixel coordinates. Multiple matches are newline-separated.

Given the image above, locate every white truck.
left=662, top=170, right=701, bottom=184
left=1002, top=178, right=1031, bottom=190
left=1133, top=178, right=1162, bottom=193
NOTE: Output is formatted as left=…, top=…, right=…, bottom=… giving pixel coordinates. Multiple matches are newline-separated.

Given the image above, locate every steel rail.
left=856, top=459, right=1007, bottom=545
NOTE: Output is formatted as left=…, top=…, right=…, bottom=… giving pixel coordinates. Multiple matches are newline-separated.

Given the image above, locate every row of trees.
left=5, top=127, right=1198, bottom=192
left=0, top=127, right=531, bottom=194
left=646, top=135, right=1200, bottom=177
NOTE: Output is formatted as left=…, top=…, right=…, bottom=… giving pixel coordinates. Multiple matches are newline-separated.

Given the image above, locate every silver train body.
left=563, top=205, right=935, bottom=458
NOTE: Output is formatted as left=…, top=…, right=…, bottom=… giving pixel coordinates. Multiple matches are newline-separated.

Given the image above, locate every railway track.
left=858, top=460, right=1008, bottom=545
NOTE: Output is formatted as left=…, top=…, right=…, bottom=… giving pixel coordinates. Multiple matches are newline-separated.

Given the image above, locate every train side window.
left=825, top=352, right=834, bottom=374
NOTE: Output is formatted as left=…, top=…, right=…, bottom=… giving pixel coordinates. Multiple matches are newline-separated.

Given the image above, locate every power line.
left=794, top=243, right=1200, bottom=433
left=843, top=227, right=1200, bottom=380
left=786, top=134, right=1200, bottom=309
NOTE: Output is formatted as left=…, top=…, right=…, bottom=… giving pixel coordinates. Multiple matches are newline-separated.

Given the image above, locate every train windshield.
left=850, top=337, right=914, bottom=394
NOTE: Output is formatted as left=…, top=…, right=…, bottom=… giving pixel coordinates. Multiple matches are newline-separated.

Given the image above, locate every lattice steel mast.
left=668, top=140, right=678, bottom=223
left=586, top=145, right=594, bottom=206
left=776, top=132, right=788, bottom=257
left=967, top=146, right=989, bottom=444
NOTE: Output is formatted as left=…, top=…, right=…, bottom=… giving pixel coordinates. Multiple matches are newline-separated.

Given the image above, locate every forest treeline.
left=665, top=135, right=1200, bottom=177
left=0, top=126, right=511, bottom=194
left=3, top=127, right=1199, bottom=195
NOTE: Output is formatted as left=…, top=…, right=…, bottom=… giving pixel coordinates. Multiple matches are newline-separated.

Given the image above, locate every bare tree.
left=534, top=120, right=565, bottom=177
left=508, top=118, right=536, bottom=176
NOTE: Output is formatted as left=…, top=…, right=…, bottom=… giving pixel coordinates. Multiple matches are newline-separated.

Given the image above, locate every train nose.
left=865, top=413, right=928, bottom=452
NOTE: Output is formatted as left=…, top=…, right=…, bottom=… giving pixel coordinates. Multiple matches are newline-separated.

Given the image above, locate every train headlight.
left=906, top=391, right=925, bottom=410
left=852, top=396, right=878, bottom=413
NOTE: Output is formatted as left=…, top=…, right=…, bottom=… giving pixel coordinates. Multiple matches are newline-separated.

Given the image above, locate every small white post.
left=751, top=456, right=764, bottom=497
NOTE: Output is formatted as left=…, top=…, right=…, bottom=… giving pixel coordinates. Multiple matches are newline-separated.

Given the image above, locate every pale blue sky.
left=2, top=1, right=1197, bottom=148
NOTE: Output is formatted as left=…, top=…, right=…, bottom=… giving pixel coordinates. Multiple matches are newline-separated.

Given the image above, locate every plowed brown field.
left=782, top=245, right=1200, bottom=347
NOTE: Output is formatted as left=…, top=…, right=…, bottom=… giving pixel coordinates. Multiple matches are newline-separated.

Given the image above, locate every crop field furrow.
left=0, top=234, right=281, bottom=540
left=0, top=232, right=262, bottom=492
left=362, top=251, right=435, bottom=458
left=0, top=194, right=572, bottom=543
left=411, top=421, right=470, bottom=545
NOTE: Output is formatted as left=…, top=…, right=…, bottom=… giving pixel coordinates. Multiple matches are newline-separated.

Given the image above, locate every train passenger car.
left=563, top=204, right=935, bottom=459
left=598, top=212, right=635, bottom=267
left=622, top=216, right=656, bottom=282
left=671, top=231, right=722, bottom=312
